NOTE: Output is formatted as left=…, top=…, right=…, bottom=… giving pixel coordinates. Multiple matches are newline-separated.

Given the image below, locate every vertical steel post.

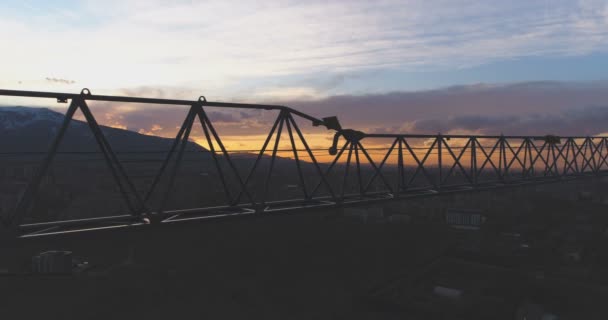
left=341, top=142, right=355, bottom=199
left=398, top=138, right=405, bottom=193
left=498, top=136, right=505, bottom=181
left=598, top=138, right=608, bottom=170
left=501, top=137, right=508, bottom=180
left=471, top=138, right=477, bottom=186
left=561, top=139, right=571, bottom=175
left=574, top=139, right=582, bottom=174
left=581, top=138, right=591, bottom=173
left=437, top=135, right=443, bottom=190
left=354, top=142, right=363, bottom=197
left=522, top=139, right=529, bottom=178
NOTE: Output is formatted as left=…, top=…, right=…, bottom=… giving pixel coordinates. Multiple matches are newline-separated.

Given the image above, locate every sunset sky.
left=1, top=0, right=608, bottom=153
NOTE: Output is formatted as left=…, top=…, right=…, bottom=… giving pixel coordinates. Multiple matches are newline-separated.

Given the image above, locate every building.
left=445, top=208, right=486, bottom=230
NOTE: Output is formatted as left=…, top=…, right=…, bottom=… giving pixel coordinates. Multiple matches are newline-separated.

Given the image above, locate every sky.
left=1, top=0, right=608, bottom=151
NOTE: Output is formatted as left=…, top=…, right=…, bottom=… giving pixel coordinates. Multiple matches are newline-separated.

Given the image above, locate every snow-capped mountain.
left=0, top=106, right=66, bottom=131
left=0, top=106, right=204, bottom=153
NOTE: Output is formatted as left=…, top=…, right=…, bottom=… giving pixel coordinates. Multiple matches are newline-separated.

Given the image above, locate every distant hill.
left=0, top=106, right=205, bottom=153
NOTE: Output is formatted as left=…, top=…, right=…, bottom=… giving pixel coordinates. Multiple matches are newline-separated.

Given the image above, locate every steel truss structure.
left=1, top=88, right=607, bottom=237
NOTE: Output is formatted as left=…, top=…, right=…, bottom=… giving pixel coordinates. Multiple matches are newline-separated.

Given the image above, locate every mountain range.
left=0, top=106, right=204, bottom=153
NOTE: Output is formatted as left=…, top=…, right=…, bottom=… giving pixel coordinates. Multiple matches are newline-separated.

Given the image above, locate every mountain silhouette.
left=0, top=106, right=205, bottom=153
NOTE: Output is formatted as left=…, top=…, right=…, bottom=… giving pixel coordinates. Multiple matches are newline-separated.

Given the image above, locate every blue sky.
left=1, top=0, right=607, bottom=99
left=1, top=1, right=608, bottom=143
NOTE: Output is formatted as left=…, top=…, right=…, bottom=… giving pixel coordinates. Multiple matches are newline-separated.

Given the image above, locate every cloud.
left=48, top=81, right=608, bottom=146
left=206, top=111, right=241, bottom=123
left=281, top=81, right=608, bottom=134
left=386, top=107, right=608, bottom=136
left=24, top=80, right=606, bottom=155
left=1, top=1, right=607, bottom=93
left=253, top=87, right=323, bottom=101
left=137, top=124, right=163, bottom=135
left=45, top=77, right=76, bottom=85
left=82, top=101, right=270, bottom=140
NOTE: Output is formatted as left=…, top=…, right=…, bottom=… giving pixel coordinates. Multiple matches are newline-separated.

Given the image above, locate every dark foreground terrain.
left=1, top=211, right=449, bottom=319
left=3, top=179, right=608, bottom=319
